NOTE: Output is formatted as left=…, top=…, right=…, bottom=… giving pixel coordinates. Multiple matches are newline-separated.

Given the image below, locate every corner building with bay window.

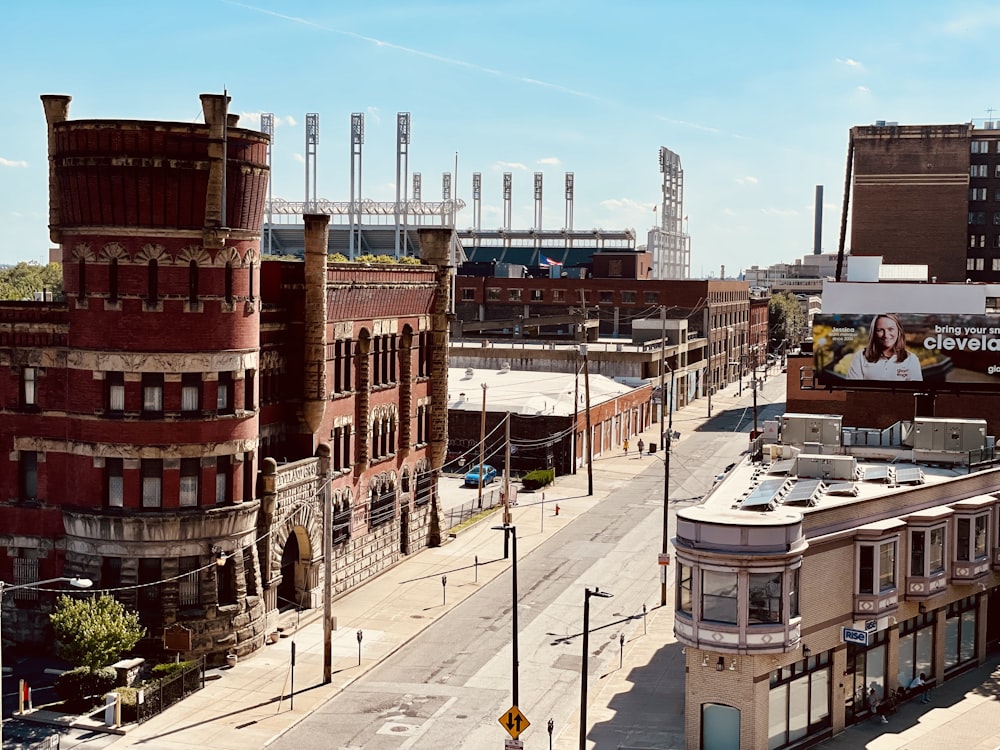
left=0, top=94, right=451, bottom=663
left=674, top=414, right=1000, bottom=749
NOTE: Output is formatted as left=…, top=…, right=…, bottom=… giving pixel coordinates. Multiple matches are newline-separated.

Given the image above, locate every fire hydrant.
left=555, top=504, right=560, bottom=516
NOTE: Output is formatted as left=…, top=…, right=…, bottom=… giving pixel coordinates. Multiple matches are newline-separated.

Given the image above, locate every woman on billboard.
left=847, top=313, right=923, bottom=381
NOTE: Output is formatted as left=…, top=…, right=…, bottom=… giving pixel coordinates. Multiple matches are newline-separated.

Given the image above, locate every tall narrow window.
left=142, top=373, right=163, bottom=416
left=141, top=459, right=162, bottom=508
left=215, top=456, right=230, bottom=504
left=181, top=373, right=201, bottom=414
left=78, top=258, right=86, bottom=301
left=179, top=458, right=200, bottom=507
left=178, top=556, right=200, bottom=606
left=19, top=451, right=38, bottom=501
left=248, top=261, right=255, bottom=300
left=188, top=260, right=199, bottom=305
left=106, top=458, right=124, bottom=507
left=217, top=372, right=233, bottom=414
left=107, top=372, right=125, bottom=413
left=244, top=369, right=255, bottom=412
left=225, top=261, right=234, bottom=304
left=21, top=367, right=37, bottom=407
left=147, top=259, right=158, bottom=305
left=109, top=257, right=119, bottom=303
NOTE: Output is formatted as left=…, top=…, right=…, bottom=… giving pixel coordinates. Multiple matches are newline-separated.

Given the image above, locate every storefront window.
left=944, top=596, right=978, bottom=672
left=898, top=613, right=934, bottom=687
left=768, top=652, right=831, bottom=749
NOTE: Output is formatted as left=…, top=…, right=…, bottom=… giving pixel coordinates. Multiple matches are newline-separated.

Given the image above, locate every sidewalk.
left=13, top=375, right=786, bottom=749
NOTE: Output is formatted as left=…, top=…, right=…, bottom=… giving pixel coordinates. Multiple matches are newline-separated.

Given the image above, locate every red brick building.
left=0, top=94, right=452, bottom=662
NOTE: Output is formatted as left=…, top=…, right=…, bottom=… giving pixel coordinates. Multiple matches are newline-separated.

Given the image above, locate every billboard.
left=813, top=313, right=1000, bottom=391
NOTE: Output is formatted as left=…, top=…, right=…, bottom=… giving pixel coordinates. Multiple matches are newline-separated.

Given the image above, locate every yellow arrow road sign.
left=498, top=705, right=530, bottom=739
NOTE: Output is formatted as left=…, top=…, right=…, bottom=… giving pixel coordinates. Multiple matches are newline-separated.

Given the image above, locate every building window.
left=332, top=424, right=352, bottom=471
left=968, top=257, right=985, bottom=271
left=332, top=500, right=351, bottom=544
left=178, top=556, right=200, bottom=606
left=970, top=234, right=986, bottom=248
left=530, top=289, right=543, bottom=301
left=107, top=372, right=125, bottom=413
left=789, top=567, right=800, bottom=618
left=552, top=290, right=565, bottom=302
left=599, top=290, right=614, bottom=304
left=910, top=526, right=946, bottom=576
left=181, top=373, right=201, bottom=414
left=224, top=261, right=234, bottom=304
left=487, top=288, right=500, bottom=301
left=608, top=260, right=623, bottom=277
left=141, top=459, right=162, bottom=508
left=142, top=373, right=163, bottom=416
left=19, top=451, right=38, bottom=501
left=78, top=258, right=86, bottom=301
left=944, top=596, right=977, bottom=672
left=217, top=372, right=233, bottom=414
left=994, top=212, right=1000, bottom=225
left=508, top=289, right=522, bottom=301
left=677, top=563, right=693, bottom=614
left=461, top=287, right=475, bottom=301
left=21, top=366, right=37, bottom=407
left=972, top=140, right=990, bottom=153
left=956, top=514, right=989, bottom=561
left=244, top=369, right=255, bottom=411
left=415, top=470, right=432, bottom=507
left=995, top=165, right=1000, bottom=178
left=137, top=557, right=162, bottom=621
left=897, top=613, right=934, bottom=689
left=106, top=458, right=124, bottom=507
left=644, top=291, right=659, bottom=304
left=858, top=540, right=896, bottom=594
left=215, top=456, right=230, bottom=504
left=970, top=212, right=986, bottom=225
left=370, top=482, right=396, bottom=527
left=971, top=164, right=989, bottom=177
left=701, top=569, right=738, bottom=624
left=993, top=258, right=1000, bottom=272
left=179, top=458, right=200, bottom=507
left=108, top=257, right=119, bottom=303
left=248, top=261, right=255, bottom=301
left=768, top=652, right=831, bottom=749
left=748, top=572, right=783, bottom=624
left=147, top=259, right=158, bottom=305
left=621, top=291, right=636, bottom=304
left=188, top=261, right=199, bottom=305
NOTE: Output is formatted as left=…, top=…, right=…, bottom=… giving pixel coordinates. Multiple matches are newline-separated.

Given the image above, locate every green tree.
left=0, top=262, right=63, bottom=301
left=768, top=291, right=806, bottom=352
left=50, top=593, right=145, bottom=672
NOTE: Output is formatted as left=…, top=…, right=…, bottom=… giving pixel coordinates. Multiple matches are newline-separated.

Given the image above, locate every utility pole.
left=504, top=412, right=512, bottom=525
left=572, top=360, right=580, bottom=476
left=581, top=344, right=593, bottom=496
left=478, top=382, right=487, bottom=508
left=661, top=364, right=675, bottom=606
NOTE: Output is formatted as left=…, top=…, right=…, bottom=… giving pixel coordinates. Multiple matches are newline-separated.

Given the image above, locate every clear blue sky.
left=2, top=1, right=997, bottom=276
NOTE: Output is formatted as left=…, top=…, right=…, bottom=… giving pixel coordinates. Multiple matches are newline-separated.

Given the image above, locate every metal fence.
left=136, top=657, right=205, bottom=724
left=444, top=486, right=504, bottom=529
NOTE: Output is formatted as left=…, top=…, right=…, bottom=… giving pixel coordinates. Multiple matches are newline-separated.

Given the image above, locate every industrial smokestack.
left=814, top=185, right=823, bottom=255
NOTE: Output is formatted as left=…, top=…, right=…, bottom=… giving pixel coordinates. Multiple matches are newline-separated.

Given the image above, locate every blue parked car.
left=465, top=464, right=497, bottom=487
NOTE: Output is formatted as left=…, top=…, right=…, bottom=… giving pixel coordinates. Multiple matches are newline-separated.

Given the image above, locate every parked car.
left=464, top=464, right=497, bottom=487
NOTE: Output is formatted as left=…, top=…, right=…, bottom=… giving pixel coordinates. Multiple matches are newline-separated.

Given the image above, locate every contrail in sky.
left=224, top=1, right=604, bottom=102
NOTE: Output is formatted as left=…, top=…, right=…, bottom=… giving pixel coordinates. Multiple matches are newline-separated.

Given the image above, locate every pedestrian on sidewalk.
left=908, top=672, right=931, bottom=704
left=623, top=438, right=629, bottom=455
left=638, top=438, right=645, bottom=456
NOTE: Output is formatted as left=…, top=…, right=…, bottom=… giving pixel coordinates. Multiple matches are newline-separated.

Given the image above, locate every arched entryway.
left=277, top=525, right=313, bottom=610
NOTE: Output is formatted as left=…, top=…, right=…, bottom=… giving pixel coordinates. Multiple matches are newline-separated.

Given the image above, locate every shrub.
left=55, top=667, right=117, bottom=707
left=150, top=660, right=197, bottom=678
left=521, top=468, right=555, bottom=491
left=115, top=686, right=140, bottom=724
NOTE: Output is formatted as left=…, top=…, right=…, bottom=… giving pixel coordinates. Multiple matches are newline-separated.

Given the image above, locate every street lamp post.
left=0, top=577, right=93, bottom=747
left=492, top=524, right=519, bottom=707
left=580, top=587, right=612, bottom=750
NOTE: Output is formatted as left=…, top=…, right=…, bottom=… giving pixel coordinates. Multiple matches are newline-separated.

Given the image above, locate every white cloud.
left=537, top=157, right=561, bottom=166
left=835, top=57, right=864, bottom=70
left=293, top=153, right=305, bottom=164
left=281, top=115, right=297, bottom=127
left=942, top=9, right=1000, bottom=35
left=760, top=207, right=798, bottom=217
left=494, top=161, right=528, bottom=171
left=655, top=115, right=721, bottom=134
left=723, top=208, right=736, bottom=217
left=857, top=85, right=870, bottom=94
left=600, top=197, right=654, bottom=212
left=366, top=107, right=381, bottom=126
left=735, top=176, right=758, bottom=186
left=0, top=157, right=29, bottom=168
left=237, top=112, right=296, bottom=129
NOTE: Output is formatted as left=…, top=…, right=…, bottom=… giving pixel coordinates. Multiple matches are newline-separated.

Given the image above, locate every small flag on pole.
left=543, top=255, right=563, bottom=267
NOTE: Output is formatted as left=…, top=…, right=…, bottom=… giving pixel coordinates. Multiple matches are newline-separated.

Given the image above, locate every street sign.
left=498, top=705, right=530, bottom=739
left=504, top=740, right=524, bottom=750
left=865, top=619, right=877, bottom=632
left=658, top=553, right=671, bottom=566
left=842, top=627, right=869, bottom=646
